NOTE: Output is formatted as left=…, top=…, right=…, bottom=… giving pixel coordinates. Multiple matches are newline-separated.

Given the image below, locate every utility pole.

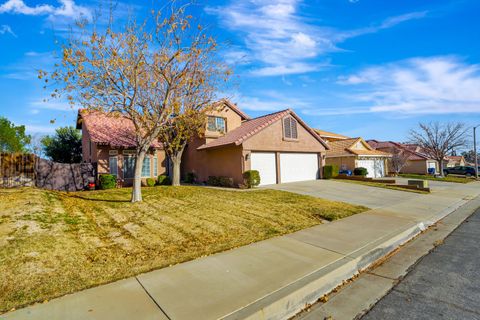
left=475, top=125, right=479, bottom=179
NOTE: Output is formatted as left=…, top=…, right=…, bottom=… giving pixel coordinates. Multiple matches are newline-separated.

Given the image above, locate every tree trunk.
left=438, top=158, right=445, bottom=177
left=131, top=150, right=146, bottom=203
left=171, top=145, right=185, bottom=186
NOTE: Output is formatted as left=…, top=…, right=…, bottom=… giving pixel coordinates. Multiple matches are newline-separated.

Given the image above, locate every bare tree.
left=409, top=122, right=467, bottom=176
left=41, top=3, right=225, bottom=201
left=389, top=146, right=410, bottom=176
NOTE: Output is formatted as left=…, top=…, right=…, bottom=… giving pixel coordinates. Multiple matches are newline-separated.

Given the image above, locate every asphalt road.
left=362, top=207, right=480, bottom=320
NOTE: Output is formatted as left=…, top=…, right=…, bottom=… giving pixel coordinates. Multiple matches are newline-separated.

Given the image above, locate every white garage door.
left=280, top=153, right=318, bottom=183
left=250, top=152, right=277, bottom=186
left=357, top=159, right=385, bottom=178
left=357, top=159, right=375, bottom=178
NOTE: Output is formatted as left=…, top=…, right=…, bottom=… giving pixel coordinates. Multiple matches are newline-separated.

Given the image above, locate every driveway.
left=266, top=180, right=420, bottom=209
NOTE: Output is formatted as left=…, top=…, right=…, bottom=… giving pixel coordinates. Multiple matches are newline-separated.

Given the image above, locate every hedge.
left=354, top=167, right=368, bottom=176
left=146, top=178, right=156, bottom=187
left=243, top=170, right=260, bottom=188
left=323, top=165, right=339, bottom=179
left=99, top=174, right=116, bottom=189
left=157, top=175, right=171, bottom=185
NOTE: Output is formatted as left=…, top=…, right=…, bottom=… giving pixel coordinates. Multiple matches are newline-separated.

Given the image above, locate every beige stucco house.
left=78, top=100, right=330, bottom=187
left=367, top=140, right=440, bottom=174
left=315, top=130, right=391, bottom=178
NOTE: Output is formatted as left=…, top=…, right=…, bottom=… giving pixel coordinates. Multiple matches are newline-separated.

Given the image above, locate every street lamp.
left=474, top=125, right=480, bottom=179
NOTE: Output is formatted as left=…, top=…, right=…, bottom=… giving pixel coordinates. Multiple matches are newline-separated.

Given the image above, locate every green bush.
left=354, top=167, right=368, bottom=176
left=243, top=170, right=260, bottom=188
left=208, top=176, right=234, bottom=187
left=185, top=172, right=197, bottom=184
left=157, top=174, right=171, bottom=185
left=323, top=165, right=339, bottom=179
left=99, top=174, right=116, bottom=190
left=146, top=178, right=156, bottom=187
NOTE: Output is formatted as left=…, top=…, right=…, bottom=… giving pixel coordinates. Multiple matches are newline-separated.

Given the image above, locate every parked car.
left=443, top=166, right=476, bottom=177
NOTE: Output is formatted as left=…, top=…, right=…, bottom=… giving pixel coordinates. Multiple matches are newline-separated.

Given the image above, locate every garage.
left=250, top=152, right=277, bottom=185
left=357, top=158, right=385, bottom=178
left=280, top=153, right=319, bottom=183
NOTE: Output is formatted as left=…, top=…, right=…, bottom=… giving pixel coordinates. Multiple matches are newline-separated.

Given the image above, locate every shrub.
left=243, top=170, right=260, bottom=188
left=323, top=165, right=339, bottom=179
left=354, top=167, right=368, bottom=176
left=185, top=172, right=197, bottom=184
left=146, top=178, right=156, bottom=187
left=157, top=174, right=171, bottom=185
left=208, top=176, right=234, bottom=187
left=99, top=174, right=116, bottom=190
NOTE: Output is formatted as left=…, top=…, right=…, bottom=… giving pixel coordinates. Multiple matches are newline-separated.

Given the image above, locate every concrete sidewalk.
left=3, top=181, right=480, bottom=320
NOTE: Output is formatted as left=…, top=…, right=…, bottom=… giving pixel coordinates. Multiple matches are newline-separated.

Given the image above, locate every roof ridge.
left=245, top=108, right=290, bottom=122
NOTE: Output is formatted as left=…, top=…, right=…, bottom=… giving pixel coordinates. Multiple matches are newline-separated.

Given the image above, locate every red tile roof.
left=327, top=138, right=391, bottom=157
left=366, top=140, right=429, bottom=161
left=197, top=109, right=329, bottom=150
left=78, top=110, right=162, bottom=149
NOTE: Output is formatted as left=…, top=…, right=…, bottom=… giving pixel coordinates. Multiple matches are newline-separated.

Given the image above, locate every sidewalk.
left=3, top=181, right=480, bottom=320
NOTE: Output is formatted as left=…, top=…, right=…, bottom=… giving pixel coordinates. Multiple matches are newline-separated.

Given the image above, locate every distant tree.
left=41, top=126, right=82, bottom=163
left=0, top=117, right=31, bottom=153
left=410, top=122, right=467, bottom=176
left=389, top=146, right=410, bottom=175
left=461, top=150, right=480, bottom=164
left=28, top=133, right=46, bottom=158
left=41, top=3, right=229, bottom=201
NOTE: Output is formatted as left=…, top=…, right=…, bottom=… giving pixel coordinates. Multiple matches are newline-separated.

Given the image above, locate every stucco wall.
left=204, top=104, right=244, bottom=142
left=326, top=156, right=356, bottom=171
left=242, top=118, right=326, bottom=153
left=81, top=122, right=98, bottom=163
left=400, top=160, right=428, bottom=174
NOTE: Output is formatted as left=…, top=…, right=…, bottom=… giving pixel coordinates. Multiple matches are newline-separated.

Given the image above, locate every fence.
left=0, top=153, right=35, bottom=188
left=0, top=153, right=95, bottom=191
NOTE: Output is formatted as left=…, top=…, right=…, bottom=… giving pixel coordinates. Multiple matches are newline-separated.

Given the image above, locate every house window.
left=109, top=156, right=118, bottom=176
left=283, top=117, right=298, bottom=139
left=142, top=156, right=151, bottom=177
left=123, top=156, right=135, bottom=179
left=153, top=155, right=158, bottom=177
left=207, top=116, right=226, bottom=133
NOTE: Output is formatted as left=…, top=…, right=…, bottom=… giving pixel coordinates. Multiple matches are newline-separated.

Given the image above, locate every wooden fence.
left=0, top=153, right=95, bottom=191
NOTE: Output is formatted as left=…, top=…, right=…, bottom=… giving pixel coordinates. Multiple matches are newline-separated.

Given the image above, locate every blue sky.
left=1, top=0, right=479, bottom=143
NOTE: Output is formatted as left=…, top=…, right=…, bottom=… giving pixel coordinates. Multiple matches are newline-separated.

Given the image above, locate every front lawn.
left=333, top=178, right=429, bottom=194
left=0, top=186, right=366, bottom=313
left=399, top=174, right=475, bottom=184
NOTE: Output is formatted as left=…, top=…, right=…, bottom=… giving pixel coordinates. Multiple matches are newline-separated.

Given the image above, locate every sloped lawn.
left=0, top=186, right=367, bottom=313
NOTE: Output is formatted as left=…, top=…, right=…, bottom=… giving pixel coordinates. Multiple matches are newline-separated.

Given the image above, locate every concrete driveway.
left=266, top=180, right=422, bottom=208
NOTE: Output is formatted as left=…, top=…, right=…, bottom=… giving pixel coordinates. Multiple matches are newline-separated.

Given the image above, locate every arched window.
left=283, top=116, right=298, bottom=139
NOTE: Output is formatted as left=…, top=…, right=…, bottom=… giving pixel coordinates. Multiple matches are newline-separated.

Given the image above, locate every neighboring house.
left=322, top=136, right=391, bottom=178
left=445, top=155, right=466, bottom=167
left=314, top=129, right=350, bottom=143
left=182, top=100, right=329, bottom=186
left=367, top=140, right=439, bottom=174
left=76, top=110, right=167, bottom=185
left=78, top=100, right=330, bottom=187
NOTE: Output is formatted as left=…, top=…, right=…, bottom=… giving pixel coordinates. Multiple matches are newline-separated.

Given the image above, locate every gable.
left=350, top=139, right=371, bottom=151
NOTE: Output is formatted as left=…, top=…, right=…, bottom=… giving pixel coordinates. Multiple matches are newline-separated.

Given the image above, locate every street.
left=362, top=207, right=480, bottom=320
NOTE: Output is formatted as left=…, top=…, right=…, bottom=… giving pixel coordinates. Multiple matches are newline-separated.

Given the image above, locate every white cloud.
left=338, top=56, right=480, bottom=114
left=0, top=0, right=90, bottom=19
left=0, top=24, right=15, bottom=36
left=207, top=1, right=428, bottom=77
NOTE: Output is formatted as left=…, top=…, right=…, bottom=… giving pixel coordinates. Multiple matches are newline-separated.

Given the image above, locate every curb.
left=222, top=199, right=470, bottom=320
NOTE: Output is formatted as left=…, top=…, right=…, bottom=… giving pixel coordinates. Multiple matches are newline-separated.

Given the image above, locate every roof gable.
left=213, top=99, right=250, bottom=121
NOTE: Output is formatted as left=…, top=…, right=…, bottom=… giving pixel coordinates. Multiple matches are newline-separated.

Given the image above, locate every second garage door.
left=280, top=153, right=319, bottom=183
left=357, top=159, right=385, bottom=178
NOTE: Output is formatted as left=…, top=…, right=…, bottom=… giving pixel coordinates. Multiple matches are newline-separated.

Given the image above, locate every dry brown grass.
left=0, top=186, right=367, bottom=313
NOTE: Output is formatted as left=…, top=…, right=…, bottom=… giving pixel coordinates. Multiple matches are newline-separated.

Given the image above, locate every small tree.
left=461, top=150, right=479, bottom=164
left=0, top=117, right=31, bottom=153
left=389, top=146, right=410, bottom=175
left=409, top=122, right=467, bottom=176
left=41, top=126, right=82, bottom=163
left=41, top=3, right=223, bottom=201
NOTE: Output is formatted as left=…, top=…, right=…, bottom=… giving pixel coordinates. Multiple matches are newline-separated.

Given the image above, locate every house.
left=445, top=155, right=466, bottom=167
left=367, top=140, right=439, bottom=174
left=182, top=100, right=329, bottom=186
left=77, top=100, right=330, bottom=187
left=314, top=129, right=350, bottom=143
left=76, top=110, right=167, bottom=185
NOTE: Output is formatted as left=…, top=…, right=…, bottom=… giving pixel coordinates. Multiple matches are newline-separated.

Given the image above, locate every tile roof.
left=197, top=109, right=329, bottom=150
left=78, top=110, right=162, bottom=149
left=366, top=140, right=429, bottom=161
left=314, top=129, right=350, bottom=140
left=327, top=138, right=391, bottom=157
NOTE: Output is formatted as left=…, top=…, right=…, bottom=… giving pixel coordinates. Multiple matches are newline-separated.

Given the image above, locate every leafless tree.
left=41, top=2, right=227, bottom=201
left=409, top=122, right=467, bottom=176
left=389, top=146, right=410, bottom=175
